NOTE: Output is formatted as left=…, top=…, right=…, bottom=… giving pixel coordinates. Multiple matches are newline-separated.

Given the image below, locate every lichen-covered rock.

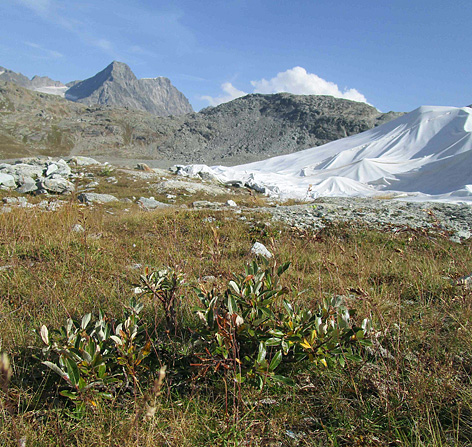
left=0, top=173, right=16, bottom=188
left=137, top=197, right=169, bottom=210
left=41, top=177, right=75, bottom=194
left=68, top=156, right=102, bottom=166
left=46, top=159, right=71, bottom=177
left=78, top=193, right=118, bottom=204
left=16, top=175, right=37, bottom=193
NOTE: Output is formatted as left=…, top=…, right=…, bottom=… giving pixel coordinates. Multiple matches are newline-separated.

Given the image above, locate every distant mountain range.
left=0, top=62, right=193, bottom=117
left=0, top=79, right=402, bottom=165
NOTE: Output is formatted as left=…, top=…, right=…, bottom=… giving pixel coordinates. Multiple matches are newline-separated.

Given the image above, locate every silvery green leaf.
left=40, top=325, right=49, bottom=345
left=257, top=342, right=267, bottom=364
left=81, top=313, right=91, bottom=330
left=228, top=280, right=240, bottom=295
left=66, top=318, right=73, bottom=336
left=110, top=335, right=123, bottom=346
left=42, top=361, right=68, bottom=380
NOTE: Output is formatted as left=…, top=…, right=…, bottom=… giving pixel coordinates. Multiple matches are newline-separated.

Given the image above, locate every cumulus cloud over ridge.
left=202, top=66, right=368, bottom=106
left=251, top=67, right=367, bottom=103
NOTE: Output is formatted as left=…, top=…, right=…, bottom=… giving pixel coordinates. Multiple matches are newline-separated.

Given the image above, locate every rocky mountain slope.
left=1, top=62, right=193, bottom=117
left=0, top=66, right=63, bottom=89
left=65, top=61, right=193, bottom=116
left=0, top=81, right=402, bottom=165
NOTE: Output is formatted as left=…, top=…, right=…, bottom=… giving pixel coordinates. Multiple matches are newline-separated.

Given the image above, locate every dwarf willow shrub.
left=38, top=299, right=151, bottom=409
left=195, top=258, right=372, bottom=388
left=37, top=260, right=373, bottom=406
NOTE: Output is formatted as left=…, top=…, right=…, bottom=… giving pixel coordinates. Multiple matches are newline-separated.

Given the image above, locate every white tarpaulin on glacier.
left=178, top=105, right=472, bottom=203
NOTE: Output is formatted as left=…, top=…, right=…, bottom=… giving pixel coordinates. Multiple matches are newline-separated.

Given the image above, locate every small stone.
left=136, top=163, right=153, bottom=172
left=251, top=242, right=273, bottom=258
left=72, top=224, right=85, bottom=233
left=38, top=200, right=64, bottom=211
left=0, top=264, right=14, bottom=271
left=129, top=263, right=143, bottom=270
left=226, top=200, right=238, bottom=207
left=455, top=273, right=472, bottom=289
left=201, top=275, right=217, bottom=283
left=3, top=197, right=21, bottom=204
left=192, top=200, right=223, bottom=209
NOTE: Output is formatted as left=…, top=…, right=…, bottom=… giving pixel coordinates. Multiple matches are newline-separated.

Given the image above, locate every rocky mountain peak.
left=102, top=61, right=137, bottom=82
left=65, top=61, right=193, bottom=116
left=0, top=66, right=32, bottom=88
left=30, top=75, right=65, bottom=88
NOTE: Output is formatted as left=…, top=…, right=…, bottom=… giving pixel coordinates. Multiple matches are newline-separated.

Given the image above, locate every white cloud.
left=251, top=67, right=368, bottom=103
left=16, top=0, right=119, bottom=59
left=94, top=39, right=112, bottom=51
left=17, top=0, right=52, bottom=16
left=203, top=66, right=368, bottom=107
left=201, top=82, right=247, bottom=106
left=25, top=41, right=63, bottom=59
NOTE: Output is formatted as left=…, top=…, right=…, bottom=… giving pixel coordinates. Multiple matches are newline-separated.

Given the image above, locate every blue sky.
left=1, top=0, right=471, bottom=112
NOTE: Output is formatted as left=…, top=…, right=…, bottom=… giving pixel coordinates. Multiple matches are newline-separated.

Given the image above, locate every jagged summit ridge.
left=65, top=61, right=193, bottom=116
left=0, top=65, right=65, bottom=89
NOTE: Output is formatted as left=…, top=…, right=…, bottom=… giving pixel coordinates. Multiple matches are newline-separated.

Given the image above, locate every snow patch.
left=33, top=86, right=68, bottom=97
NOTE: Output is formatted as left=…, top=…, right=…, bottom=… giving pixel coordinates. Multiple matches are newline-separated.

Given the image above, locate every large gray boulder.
left=41, top=177, right=75, bottom=194
left=16, top=175, right=37, bottom=193
left=67, top=156, right=101, bottom=166
left=78, top=193, right=118, bottom=204
left=45, top=159, right=71, bottom=177
left=137, top=197, right=169, bottom=210
left=0, top=173, right=15, bottom=188
left=6, top=163, right=44, bottom=180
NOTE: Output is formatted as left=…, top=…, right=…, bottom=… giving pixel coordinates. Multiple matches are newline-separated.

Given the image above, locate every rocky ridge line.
left=0, top=82, right=402, bottom=165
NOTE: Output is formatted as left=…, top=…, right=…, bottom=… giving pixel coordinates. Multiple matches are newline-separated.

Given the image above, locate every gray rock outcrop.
left=65, top=61, right=193, bottom=117
left=0, top=66, right=32, bottom=88
left=0, top=157, right=75, bottom=194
